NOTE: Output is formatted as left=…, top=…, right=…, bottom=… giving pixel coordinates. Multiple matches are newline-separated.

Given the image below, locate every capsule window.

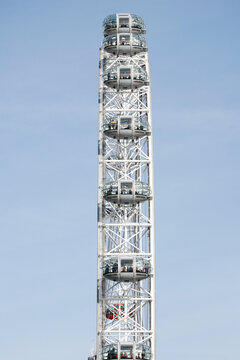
left=119, top=34, right=130, bottom=45
left=120, top=181, right=133, bottom=194
left=119, top=17, right=129, bottom=28
left=110, top=35, right=117, bottom=46
left=120, top=117, right=132, bottom=130
left=120, top=345, right=133, bottom=359
left=121, top=259, right=133, bottom=272
left=120, top=67, right=131, bottom=79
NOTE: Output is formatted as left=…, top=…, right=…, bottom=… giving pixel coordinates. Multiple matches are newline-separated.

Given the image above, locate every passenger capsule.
left=103, top=14, right=146, bottom=36
left=103, top=180, right=151, bottom=205
left=103, top=116, right=150, bottom=139
left=103, top=257, right=151, bottom=282
left=103, top=33, right=147, bottom=55
left=103, top=66, right=148, bottom=90
left=102, top=343, right=151, bottom=360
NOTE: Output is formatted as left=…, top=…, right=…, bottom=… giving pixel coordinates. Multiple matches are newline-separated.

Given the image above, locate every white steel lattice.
left=97, top=13, right=155, bottom=360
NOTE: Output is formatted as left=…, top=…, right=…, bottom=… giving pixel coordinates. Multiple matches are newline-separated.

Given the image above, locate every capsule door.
left=117, top=15, right=130, bottom=33
left=119, top=181, right=133, bottom=203
left=119, top=117, right=133, bottom=138
left=120, top=344, right=133, bottom=359
left=120, top=258, right=133, bottom=280
left=118, top=67, right=132, bottom=89
left=118, top=34, right=131, bottom=54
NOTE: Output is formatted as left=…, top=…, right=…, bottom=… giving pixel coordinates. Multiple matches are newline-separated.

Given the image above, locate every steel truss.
left=97, top=13, right=155, bottom=360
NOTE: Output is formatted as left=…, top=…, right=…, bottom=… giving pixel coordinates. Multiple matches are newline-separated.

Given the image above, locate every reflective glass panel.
left=103, top=15, right=117, bottom=31
left=131, top=14, right=145, bottom=30
left=120, top=117, right=132, bottom=130
left=119, top=34, right=130, bottom=45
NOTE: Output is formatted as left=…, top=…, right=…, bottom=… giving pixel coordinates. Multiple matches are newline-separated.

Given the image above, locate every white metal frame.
left=97, top=13, right=155, bottom=360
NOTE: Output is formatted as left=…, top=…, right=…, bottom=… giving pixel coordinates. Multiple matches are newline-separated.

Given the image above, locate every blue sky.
left=0, top=0, right=239, bottom=359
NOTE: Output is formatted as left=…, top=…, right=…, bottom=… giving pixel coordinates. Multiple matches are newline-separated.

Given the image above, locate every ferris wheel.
left=97, top=13, right=156, bottom=360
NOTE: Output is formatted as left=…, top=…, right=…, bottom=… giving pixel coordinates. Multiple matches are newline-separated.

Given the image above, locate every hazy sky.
left=0, top=1, right=239, bottom=359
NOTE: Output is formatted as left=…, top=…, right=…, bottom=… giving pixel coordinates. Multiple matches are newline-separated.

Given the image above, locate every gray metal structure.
left=97, top=13, right=155, bottom=360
